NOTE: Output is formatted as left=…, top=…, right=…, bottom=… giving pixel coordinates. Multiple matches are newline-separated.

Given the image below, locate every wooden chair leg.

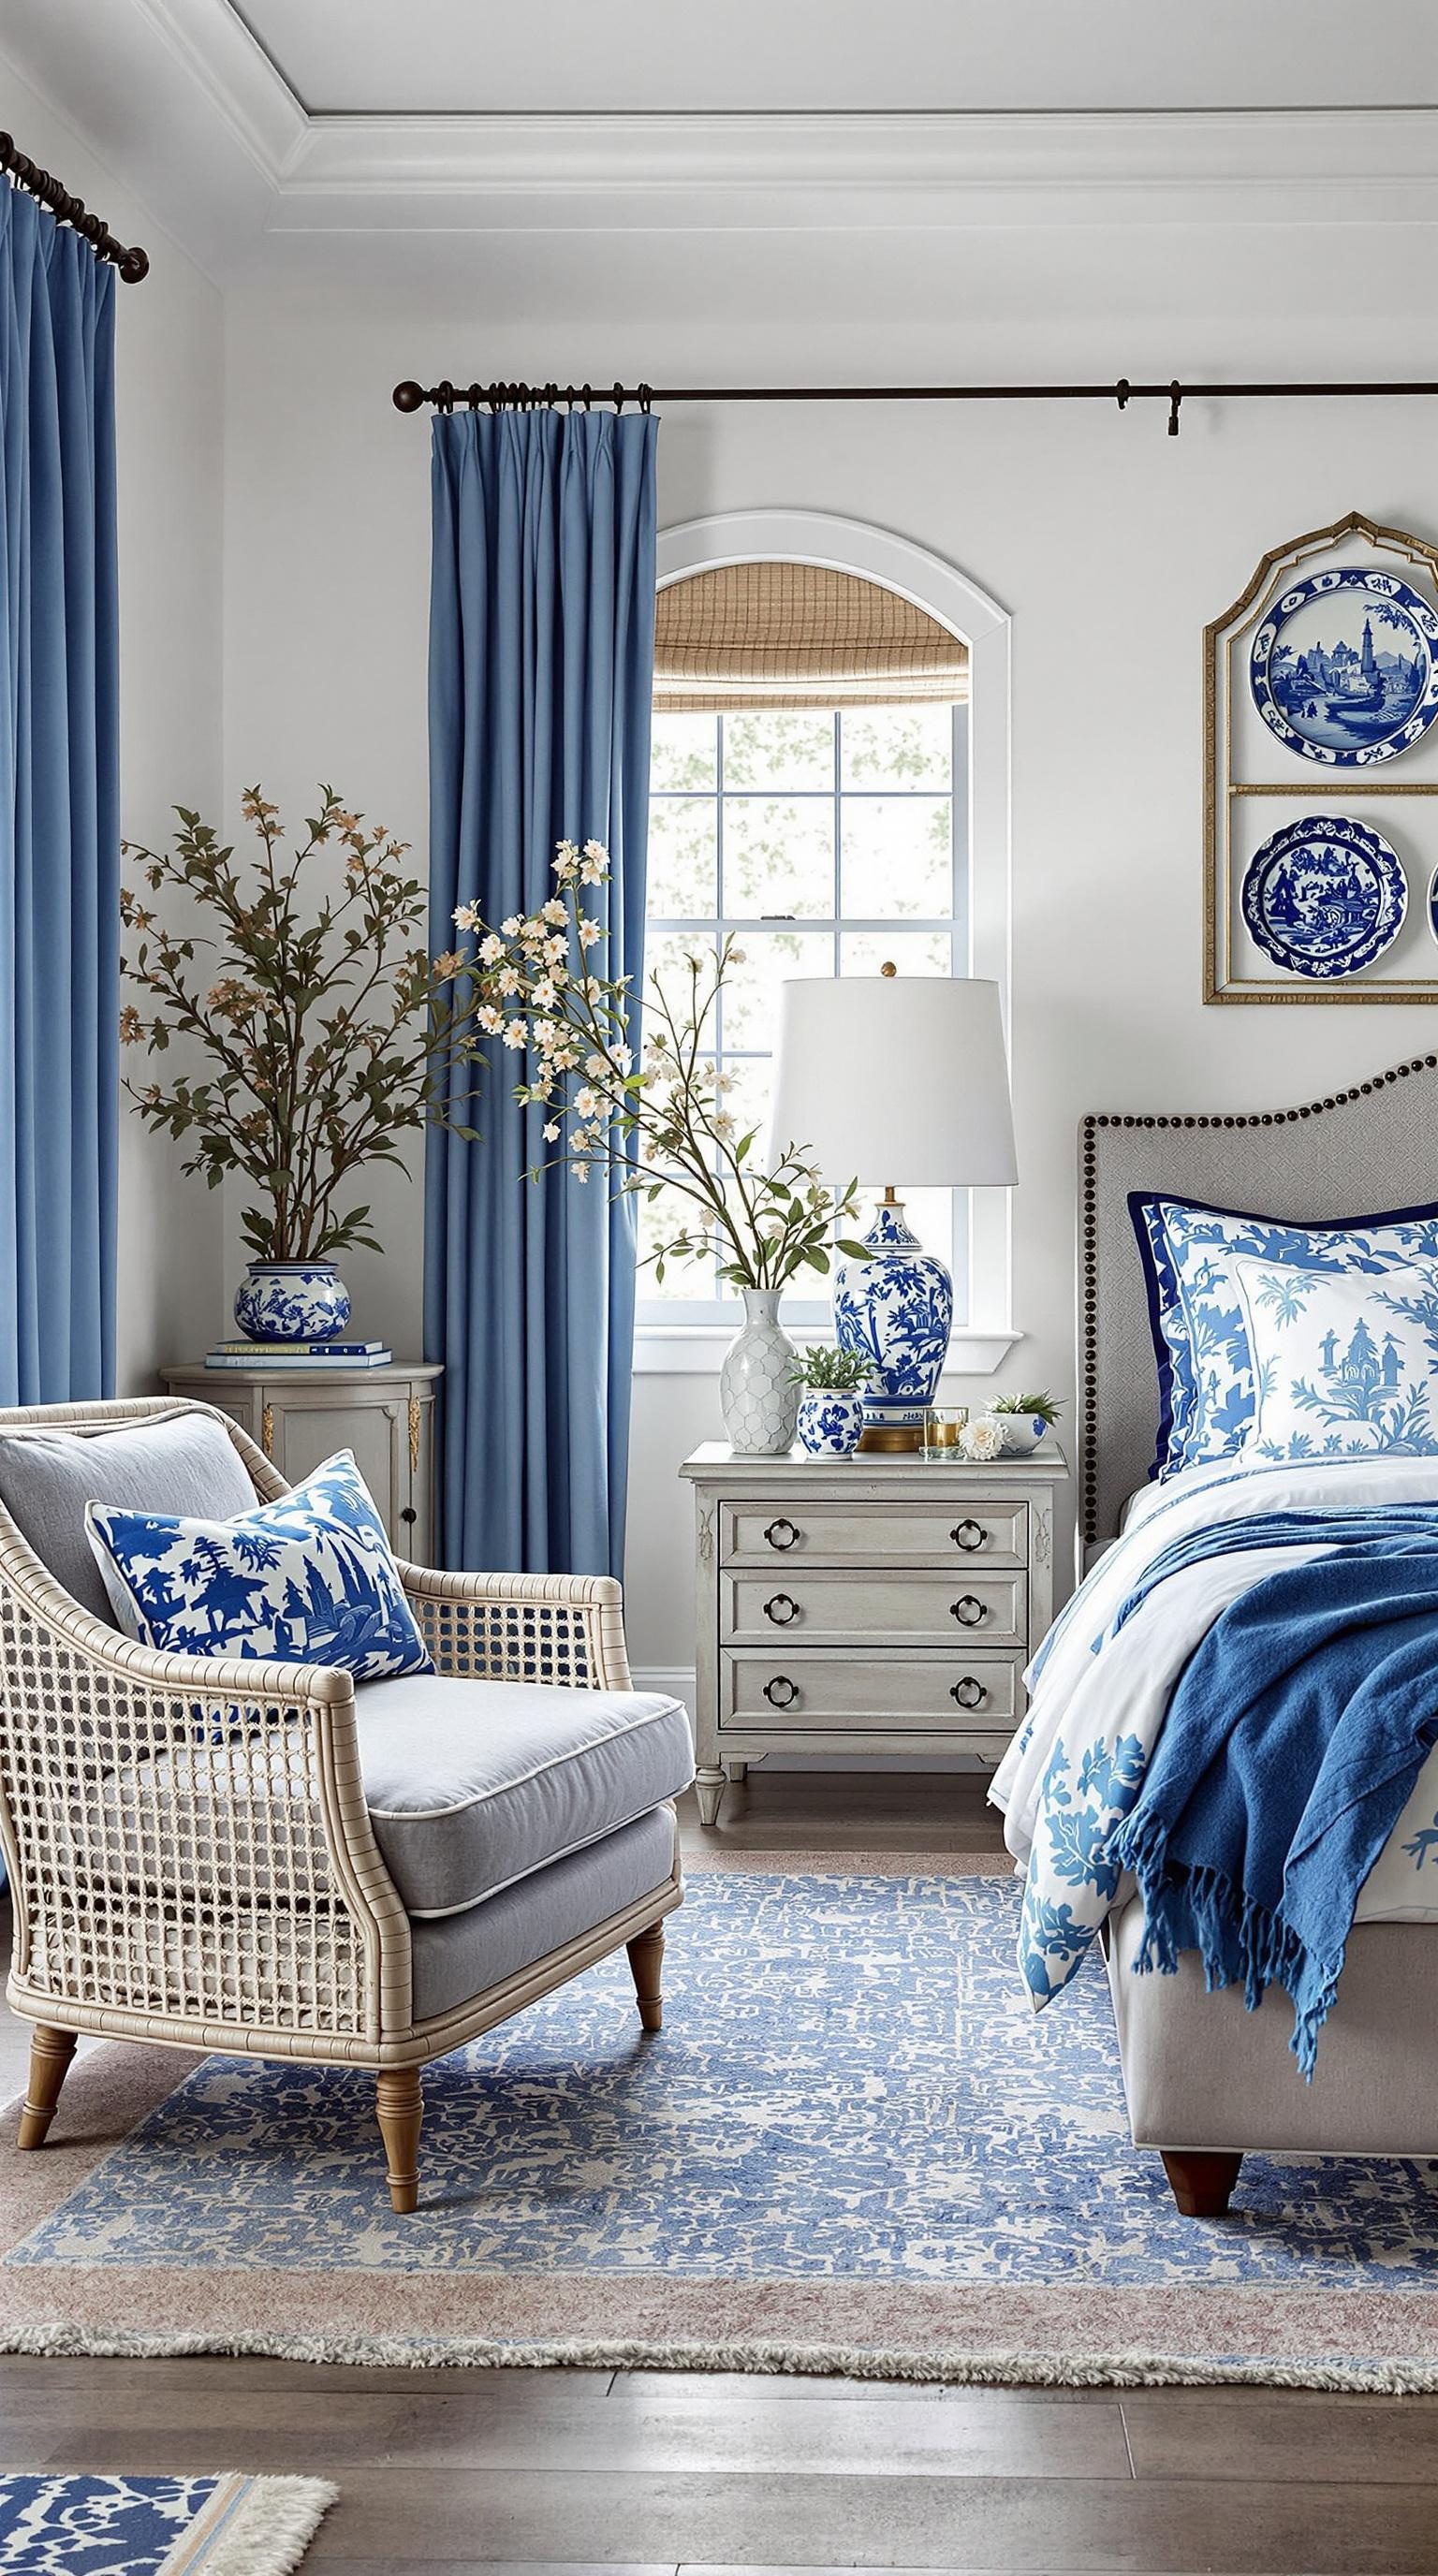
left=375, top=2067, right=423, bottom=2214
left=1161, top=2148, right=1243, bottom=2217
left=17, top=2026, right=78, bottom=2150
left=626, top=1921, right=666, bottom=2031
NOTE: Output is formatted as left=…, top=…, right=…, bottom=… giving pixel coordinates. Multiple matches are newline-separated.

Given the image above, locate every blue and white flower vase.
left=233, top=1260, right=352, bottom=1344
left=719, top=1288, right=800, bottom=1456
left=1000, top=1413, right=1049, bottom=1454
left=797, top=1389, right=865, bottom=1457
left=833, top=1195, right=953, bottom=1450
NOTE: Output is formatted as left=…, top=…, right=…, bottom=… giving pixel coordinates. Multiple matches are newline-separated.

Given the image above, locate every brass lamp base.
left=857, top=1423, right=922, bottom=1454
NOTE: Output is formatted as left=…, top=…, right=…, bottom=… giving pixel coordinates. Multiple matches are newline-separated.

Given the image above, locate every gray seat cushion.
left=0, top=1412, right=257, bottom=1626
left=410, top=1802, right=679, bottom=2023
left=356, top=1674, right=695, bottom=1917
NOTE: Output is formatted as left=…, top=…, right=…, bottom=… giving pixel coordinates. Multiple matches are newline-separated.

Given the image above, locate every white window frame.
left=635, top=508, right=1016, bottom=1378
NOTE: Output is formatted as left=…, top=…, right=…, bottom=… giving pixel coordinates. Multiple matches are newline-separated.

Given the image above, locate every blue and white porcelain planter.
left=233, top=1260, right=352, bottom=1344
left=833, top=1196, right=953, bottom=1446
left=797, top=1389, right=865, bottom=1457
left=999, top=1413, right=1049, bottom=1454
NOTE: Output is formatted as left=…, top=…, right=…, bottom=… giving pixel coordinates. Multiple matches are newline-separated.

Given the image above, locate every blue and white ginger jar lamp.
left=770, top=969, right=1018, bottom=1451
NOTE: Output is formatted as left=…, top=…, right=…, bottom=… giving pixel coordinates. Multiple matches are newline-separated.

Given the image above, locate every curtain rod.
left=0, top=133, right=148, bottom=284
left=393, top=374, right=1438, bottom=439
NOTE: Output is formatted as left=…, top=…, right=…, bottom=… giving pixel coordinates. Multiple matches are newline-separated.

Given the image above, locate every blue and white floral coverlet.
left=990, top=1454, right=1438, bottom=2004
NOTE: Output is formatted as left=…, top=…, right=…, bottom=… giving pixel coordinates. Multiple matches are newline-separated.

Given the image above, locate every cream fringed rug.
left=7, top=1852, right=1438, bottom=2393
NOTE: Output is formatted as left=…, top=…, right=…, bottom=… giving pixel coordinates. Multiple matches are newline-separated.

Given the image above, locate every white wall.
left=0, top=63, right=227, bottom=1388
left=219, top=285, right=1438, bottom=1679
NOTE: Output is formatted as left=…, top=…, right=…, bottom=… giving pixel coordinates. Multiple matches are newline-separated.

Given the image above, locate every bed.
left=991, top=1050, right=1438, bottom=2217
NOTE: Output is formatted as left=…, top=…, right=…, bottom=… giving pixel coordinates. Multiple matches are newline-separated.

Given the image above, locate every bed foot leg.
left=1161, top=2148, right=1243, bottom=2217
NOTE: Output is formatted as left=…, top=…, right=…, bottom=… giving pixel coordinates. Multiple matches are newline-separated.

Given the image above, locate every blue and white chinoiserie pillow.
left=85, top=1450, right=433, bottom=1682
left=1130, top=1191, right=1438, bottom=1478
left=1234, top=1255, right=1438, bottom=1461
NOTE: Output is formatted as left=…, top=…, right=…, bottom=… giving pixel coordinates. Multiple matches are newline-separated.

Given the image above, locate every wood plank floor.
left=3, top=1773, right=1437, bottom=2575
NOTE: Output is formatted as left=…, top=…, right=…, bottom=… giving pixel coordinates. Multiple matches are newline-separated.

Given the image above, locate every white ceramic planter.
left=999, top=1413, right=1050, bottom=1454
left=719, top=1289, right=800, bottom=1456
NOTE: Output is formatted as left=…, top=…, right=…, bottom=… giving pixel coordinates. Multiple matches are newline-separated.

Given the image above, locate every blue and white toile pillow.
left=1234, top=1255, right=1438, bottom=1460
left=85, top=1450, right=432, bottom=1681
left=1130, top=1191, right=1438, bottom=1477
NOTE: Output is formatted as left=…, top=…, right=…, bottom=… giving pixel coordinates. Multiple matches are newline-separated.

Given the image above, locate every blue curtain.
left=0, top=186, right=119, bottom=1404
left=424, top=407, right=657, bottom=1577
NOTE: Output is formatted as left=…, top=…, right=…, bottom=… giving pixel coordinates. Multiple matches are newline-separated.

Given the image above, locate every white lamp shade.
left=769, top=975, right=1018, bottom=1189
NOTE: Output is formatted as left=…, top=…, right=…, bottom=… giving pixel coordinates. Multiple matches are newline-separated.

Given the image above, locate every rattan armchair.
left=0, top=1398, right=682, bottom=2211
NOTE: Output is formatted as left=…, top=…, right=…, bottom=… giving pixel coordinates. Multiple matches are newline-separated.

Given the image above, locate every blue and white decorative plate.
left=1240, top=813, right=1407, bottom=980
left=1249, top=565, right=1438, bottom=766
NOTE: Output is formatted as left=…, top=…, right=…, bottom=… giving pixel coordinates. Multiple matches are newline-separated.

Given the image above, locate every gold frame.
left=1204, top=508, right=1438, bottom=1004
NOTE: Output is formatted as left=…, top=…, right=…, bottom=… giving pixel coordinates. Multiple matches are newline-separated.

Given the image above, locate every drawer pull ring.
left=764, top=1517, right=799, bottom=1551
left=951, top=1519, right=985, bottom=1552
left=950, top=1594, right=988, bottom=1626
left=763, top=1591, right=800, bottom=1626
left=763, top=1675, right=800, bottom=1708
left=950, top=1676, right=987, bottom=1710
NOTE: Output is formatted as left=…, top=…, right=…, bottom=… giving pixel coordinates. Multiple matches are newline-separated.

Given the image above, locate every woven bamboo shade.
left=653, top=563, right=969, bottom=711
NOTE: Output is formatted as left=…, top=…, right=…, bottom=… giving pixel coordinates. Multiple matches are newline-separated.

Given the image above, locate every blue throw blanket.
left=1105, top=1548, right=1438, bottom=2077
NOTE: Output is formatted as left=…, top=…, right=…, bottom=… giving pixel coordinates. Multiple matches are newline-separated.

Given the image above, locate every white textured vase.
left=719, top=1289, right=800, bottom=1456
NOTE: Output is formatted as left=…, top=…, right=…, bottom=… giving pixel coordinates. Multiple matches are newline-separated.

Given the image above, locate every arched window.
left=638, top=511, right=1012, bottom=1368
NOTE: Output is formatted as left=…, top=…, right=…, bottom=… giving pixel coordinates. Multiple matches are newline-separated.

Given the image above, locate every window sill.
left=633, top=1324, right=1021, bottom=1377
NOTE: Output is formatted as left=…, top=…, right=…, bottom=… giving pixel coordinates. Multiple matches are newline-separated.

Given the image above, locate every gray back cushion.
left=0, top=1412, right=257, bottom=1624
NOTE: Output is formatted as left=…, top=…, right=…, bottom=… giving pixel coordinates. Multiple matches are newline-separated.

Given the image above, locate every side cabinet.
left=160, top=1363, right=443, bottom=1561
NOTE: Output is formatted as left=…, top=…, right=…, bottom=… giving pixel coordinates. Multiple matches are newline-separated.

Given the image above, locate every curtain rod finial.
left=392, top=379, right=427, bottom=414
left=118, top=245, right=149, bottom=285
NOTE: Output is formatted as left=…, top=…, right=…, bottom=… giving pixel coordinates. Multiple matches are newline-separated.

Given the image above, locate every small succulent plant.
left=990, top=1390, right=1063, bottom=1425
left=788, top=1342, right=872, bottom=1392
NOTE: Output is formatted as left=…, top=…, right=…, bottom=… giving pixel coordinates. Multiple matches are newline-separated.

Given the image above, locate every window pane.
left=842, top=705, right=953, bottom=791
left=724, top=798, right=834, bottom=917
left=719, top=928, right=832, bottom=1051
left=722, top=710, right=834, bottom=792
left=840, top=929, right=954, bottom=980
left=892, top=1185, right=953, bottom=1270
left=840, top=797, right=952, bottom=918
left=714, top=1054, right=774, bottom=1161
left=647, top=798, right=717, bottom=919
left=638, top=1182, right=714, bottom=1303
left=650, top=713, right=717, bottom=794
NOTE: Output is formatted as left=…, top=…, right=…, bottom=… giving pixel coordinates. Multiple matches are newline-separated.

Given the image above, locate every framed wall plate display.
left=1207, top=511, right=1438, bottom=1003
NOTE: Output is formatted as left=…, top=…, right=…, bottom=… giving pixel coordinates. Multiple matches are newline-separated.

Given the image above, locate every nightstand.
left=679, top=1440, right=1069, bottom=1825
left=161, top=1361, right=442, bottom=1560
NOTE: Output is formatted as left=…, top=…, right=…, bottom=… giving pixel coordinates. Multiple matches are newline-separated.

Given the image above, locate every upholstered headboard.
left=1078, top=1052, right=1438, bottom=1554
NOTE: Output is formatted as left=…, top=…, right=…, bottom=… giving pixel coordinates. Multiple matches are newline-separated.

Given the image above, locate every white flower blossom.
left=960, top=1414, right=1005, bottom=1463
left=573, top=1162, right=590, bottom=1184
left=574, top=1085, right=602, bottom=1120
left=477, top=1003, right=505, bottom=1035
left=543, top=1120, right=562, bottom=1143
left=577, top=916, right=602, bottom=949
left=451, top=901, right=480, bottom=931
left=502, top=1018, right=528, bottom=1051
left=478, top=932, right=504, bottom=964
left=531, top=977, right=558, bottom=1011
left=585, top=1053, right=609, bottom=1079
left=495, top=965, right=521, bottom=996
left=541, top=898, right=567, bottom=927
left=501, top=915, right=522, bottom=939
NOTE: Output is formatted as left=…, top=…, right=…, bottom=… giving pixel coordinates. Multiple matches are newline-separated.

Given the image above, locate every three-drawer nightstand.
left=679, top=1440, right=1069, bottom=1825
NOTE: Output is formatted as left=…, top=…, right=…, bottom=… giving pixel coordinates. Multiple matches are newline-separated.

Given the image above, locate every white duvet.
left=990, top=1454, right=1438, bottom=2004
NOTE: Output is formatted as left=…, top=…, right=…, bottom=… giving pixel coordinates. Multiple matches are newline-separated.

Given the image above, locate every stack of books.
left=203, top=1339, right=393, bottom=1371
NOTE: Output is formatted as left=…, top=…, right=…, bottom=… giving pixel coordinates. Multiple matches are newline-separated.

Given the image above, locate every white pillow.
left=1234, top=1255, right=1438, bottom=1461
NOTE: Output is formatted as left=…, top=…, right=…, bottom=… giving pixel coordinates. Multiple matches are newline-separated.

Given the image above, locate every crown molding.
left=276, top=105, right=1438, bottom=232
left=128, top=0, right=306, bottom=183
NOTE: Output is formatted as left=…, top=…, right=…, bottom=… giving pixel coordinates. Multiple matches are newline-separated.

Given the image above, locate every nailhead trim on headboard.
left=1078, top=1053, right=1438, bottom=1546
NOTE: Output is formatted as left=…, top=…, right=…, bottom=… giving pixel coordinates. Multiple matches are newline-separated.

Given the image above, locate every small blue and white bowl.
left=797, top=1389, right=865, bottom=1458
left=999, top=1412, right=1049, bottom=1454
left=234, top=1261, right=352, bottom=1344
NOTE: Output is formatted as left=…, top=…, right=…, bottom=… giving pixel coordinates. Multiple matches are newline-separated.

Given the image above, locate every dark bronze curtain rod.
left=0, top=133, right=148, bottom=284
left=393, top=373, right=1438, bottom=439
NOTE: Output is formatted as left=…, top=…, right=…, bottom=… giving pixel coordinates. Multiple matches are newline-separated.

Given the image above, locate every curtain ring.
left=1167, top=379, right=1182, bottom=438
left=637, top=383, right=653, bottom=415
left=1115, top=377, right=1130, bottom=412
left=487, top=382, right=503, bottom=414
left=612, top=380, right=626, bottom=414
left=465, top=383, right=480, bottom=410
left=436, top=379, right=455, bottom=414
left=580, top=384, right=593, bottom=411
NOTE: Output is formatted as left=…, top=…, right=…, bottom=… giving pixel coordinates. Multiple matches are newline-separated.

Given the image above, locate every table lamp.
left=769, top=968, right=1018, bottom=1451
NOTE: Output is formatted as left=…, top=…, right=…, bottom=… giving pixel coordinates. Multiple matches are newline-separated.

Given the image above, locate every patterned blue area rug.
left=0, top=2473, right=335, bottom=2573
left=6, top=1867, right=1438, bottom=2389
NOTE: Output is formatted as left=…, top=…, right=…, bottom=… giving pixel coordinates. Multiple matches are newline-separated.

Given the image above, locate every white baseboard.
left=631, top=1666, right=990, bottom=1772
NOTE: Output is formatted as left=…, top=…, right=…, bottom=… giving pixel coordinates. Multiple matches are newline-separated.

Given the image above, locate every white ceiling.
left=233, top=0, right=1438, bottom=115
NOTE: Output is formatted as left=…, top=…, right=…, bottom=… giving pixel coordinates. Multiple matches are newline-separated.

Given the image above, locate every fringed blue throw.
left=1105, top=1549, right=1438, bottom=2076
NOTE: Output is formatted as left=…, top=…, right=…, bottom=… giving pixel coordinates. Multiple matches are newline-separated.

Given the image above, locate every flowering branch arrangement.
left=447, top=839, right=867, bottom=1292
left=120, top=788, right=480, bottom=1263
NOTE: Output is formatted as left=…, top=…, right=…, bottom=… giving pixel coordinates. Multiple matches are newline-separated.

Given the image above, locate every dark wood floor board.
left=1122, top=2390, right=1438, bottom=2484
left=0, top=2355, right=616, bottom=2399
left=676, top=1778, right=1008, bottom=1858
left=293, top=2466, right=1438, bottom=2572
left=612, top=2371, right=1113, bottom=2408
left=9, top=2396, right=1125, bottom=2482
